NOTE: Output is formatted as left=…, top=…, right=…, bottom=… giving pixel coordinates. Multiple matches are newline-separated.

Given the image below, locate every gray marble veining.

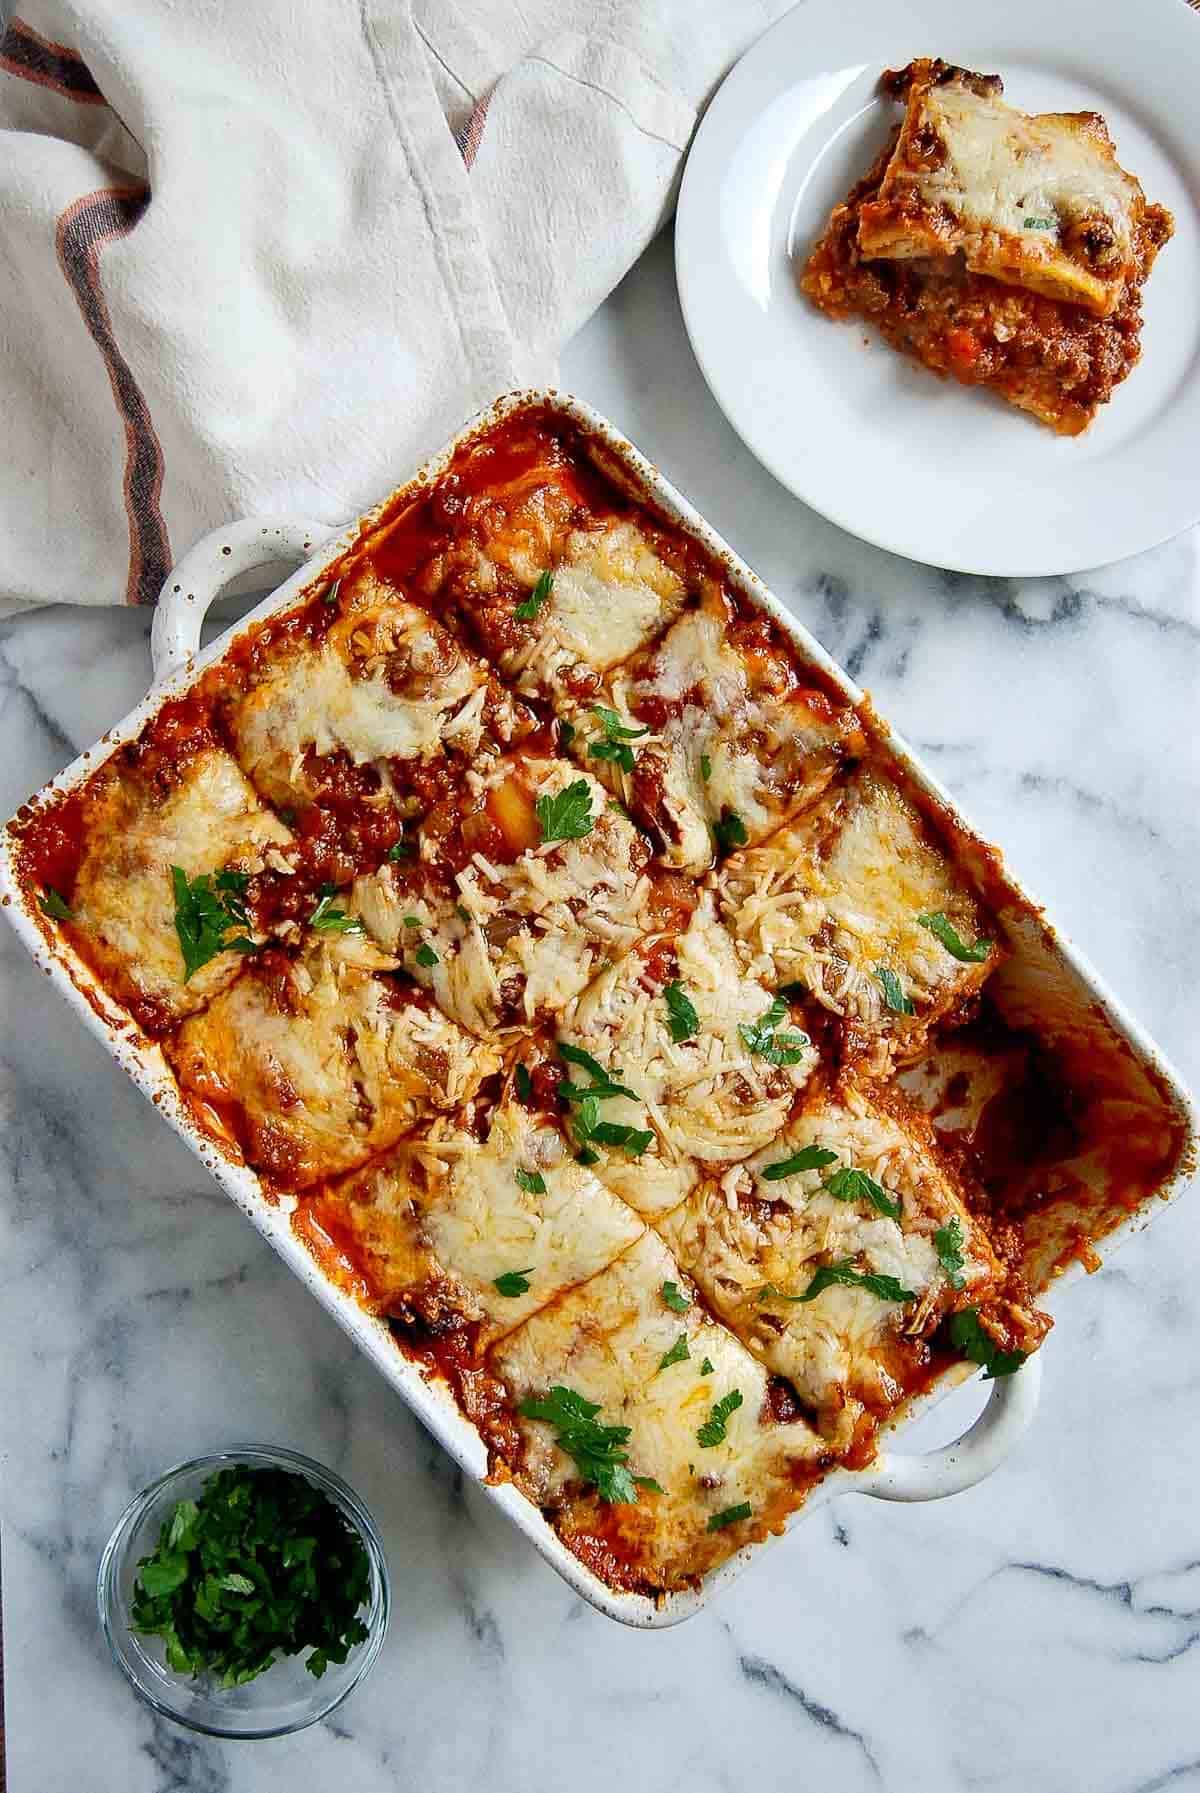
left=2, top=230, right=1199, bottom=1792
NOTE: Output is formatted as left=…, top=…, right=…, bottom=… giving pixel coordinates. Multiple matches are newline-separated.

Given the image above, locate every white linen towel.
left=0, top=0, right=783, bottom=614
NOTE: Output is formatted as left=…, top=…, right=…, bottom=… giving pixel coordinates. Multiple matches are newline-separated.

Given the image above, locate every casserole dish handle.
left=860, top=1353, right=1043, bottom=1502
left=150, top=516, right=335, bottom=684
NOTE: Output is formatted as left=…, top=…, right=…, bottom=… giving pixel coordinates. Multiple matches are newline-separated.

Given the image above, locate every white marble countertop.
left=3, top=229, right=1200, bottom=1793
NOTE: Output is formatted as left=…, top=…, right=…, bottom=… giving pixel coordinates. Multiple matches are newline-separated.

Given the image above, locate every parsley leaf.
left=385, top=838, right=413, bottom=862
left=712, top=808, right=748, bottom=856
left=699, top=1357, right=715, bottom=1376
left=308, top=884, right=364, bottom=935
left=824, top=1166, right=901, bottom=1220
left=536, top=778, right=594, bottom=843
left=697, top=1388, right=743, bottom=1447
left=661, top=1280, right=691, bottom=1314
left=917, top=911, right=992, bottom=963
left=738, top=996, right=810, bottom=1067
left=949, top=1306, right=1026, bottom=1378
left=657, top=1334, right=690, bottom=1373
left=514, top=1062, right=534, bottom=1103
left=934, top=1216, right=967, bottom=1289
left=493, top=1267, right=535, bottom=1297
left=874, top=965, right=914, bottom=1015
left=761, top=1144, right=838, bottom=1182
left=415, top=942, right=439, bottom=967
left=322, top=578, right=342, bottom=608
left=172, top=866, right=258, bottom=982
left=518, top=1385, right=641, bottom=1503
left=634, top=1476, right=665, bottom=1494
left=514, top=569, right=554, bottom=622
left=707, top=1501, right=752, bottom=1532
left=38, top=885, right=74, bottom=922
left=128, top=1464, right=371, bottom=1685
left=588, top=704, right=649, bottom=775
left=797, top=1258, right=917, bottom=1304
left=514, top=1167, right=546, bottom=1195
left=557, top=1042, right=649, bottom=1156
left=586, top=1119, right=653, bottom=1155
left=403, top=915, right=422, bottom=929
left=1023, top=216, right=1055, bottom=230
left=699, top=754, right=712, bottom=782
left=558, top=718, right=575, bottom=752
left=663, top=980, right=699, bottom=1043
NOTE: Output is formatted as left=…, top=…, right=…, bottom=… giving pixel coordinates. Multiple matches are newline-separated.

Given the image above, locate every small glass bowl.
left=97, top=1444, right=389, bottom=1738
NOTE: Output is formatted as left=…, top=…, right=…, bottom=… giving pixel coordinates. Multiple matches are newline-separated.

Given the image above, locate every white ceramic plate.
left=675, top=0, right=1200, bottom=576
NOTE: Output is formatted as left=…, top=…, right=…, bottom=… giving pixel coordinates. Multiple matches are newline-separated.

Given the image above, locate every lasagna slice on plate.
left=801, top=59, right=1173, bottom=433
left=491, top=1230, right=827, bottom=1590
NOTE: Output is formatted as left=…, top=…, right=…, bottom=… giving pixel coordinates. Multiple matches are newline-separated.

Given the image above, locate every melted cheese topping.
left=557, top=899, right=818, bottom=1214
left=353, top=760, right=655, bottom=1035
left=169, top=930, right=497, bottom=1185
left=659, top=1082, right=1002, bottom=1450
left=226, top=570, right=505, bottom=810
left=500, top=518, right=688, bottom=697
left=491, top=1230, right=824, bottom=1588
left=577, top=594, right=860, bottom=873
left=72, top=747, right=291, bottom=1026
left=717, top=770, right=998, bottom=1067
left=316, top=1102, right=643, bottom=1347
left=860, top=66, right=1147, bottom=315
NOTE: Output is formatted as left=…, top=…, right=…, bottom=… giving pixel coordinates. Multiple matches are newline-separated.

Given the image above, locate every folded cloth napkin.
left=0, top=0, right=783, bottom=614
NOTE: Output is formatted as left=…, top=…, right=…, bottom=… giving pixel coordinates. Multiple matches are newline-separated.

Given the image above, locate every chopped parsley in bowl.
left=97, top=1446, right=389, bottom=1738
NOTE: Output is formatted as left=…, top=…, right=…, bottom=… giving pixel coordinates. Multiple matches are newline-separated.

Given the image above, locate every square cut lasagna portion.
left=717, top=769, right=999, bottom=1071
left=351, top=756, right=693, bottom=1036
left=658, top=1078, right=1041, bottom=1454
left=491, top=1230, right=827, bottom=1591
left=297, top=1098, right=643, bottom=1351
left=67, top=742, right=292, bottom=1035
left=168, top=928, right=498, bottom=1187
left=224, top=563, right=532, bottom=864
left=565, top=584, right=864, bottom=873
left=554, top=898, right=819, bottom=1218
left=800, top=61, right=1173, bottom=434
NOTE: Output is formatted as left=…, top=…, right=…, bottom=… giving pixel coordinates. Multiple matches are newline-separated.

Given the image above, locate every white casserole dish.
left=3, top=391, right=1195, bottom=1626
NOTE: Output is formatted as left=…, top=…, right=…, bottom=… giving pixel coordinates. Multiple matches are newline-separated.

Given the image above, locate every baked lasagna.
left=13, top=402, right=1179, bottom=1599
left=801, top=59, right=1174, bottom=433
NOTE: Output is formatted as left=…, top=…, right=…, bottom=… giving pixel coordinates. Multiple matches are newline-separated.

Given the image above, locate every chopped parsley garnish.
left=172, top=866, right=258, bottom=982
left=38, top=885, right=74, bottom=922
left=493, top=1267, right=535, bottom=1297
left=557, top=1041, right=650, bottom=1156
left=874, top=965, right=914, bottom=1015
left=575, top=1146, right=599, bottom=1166
left=514, top=569, right=554, bottom=622
left=663, top=980, right=699, bottom=1043
left=558, top=718, right=575, bottom=753
left=738, top=995, right=810, bottom=1067
left=322, top=578, right=342, bottom=607
left=761, top=1144, right=838, bottom=1182
left=584, top=1118, right=653, bottom=1155
left=917, top=911, right=992, bottom=963
left=657, top=1334, right=690, bottom=1373
left=776, top=980, right=807, bottom=1002
left=707, top=1501, right=752, bottom=1532
left=661, top=1280, right=691, bottom=1314
left=699, top=1357, right=715, bottom=1376
left=696, top=1388, right=743, bottom=1447
left=455, top=903, right=471, bottom=924
left=699, top=754, right=712, bottom=782
left=712, top=808, right=748, bottom=856
left=517, top=1385, right=642, bottom=1504
left=403, top=915, right=422, bottom=929
left=514, top=1167, right=546, bottom=1195
left=385, top=838, right=413, bottom=862
left=1023, top=216, right=1055, bottom=229
left=588, top=704, right=648, bottom=775
left=414, top=942, right=439, bottom=967
left=949, top=1306, right=1026, bottom=1378
left=634, top=1476, right=665, bottom=1494
left=128, top=1464, right=370, bottom=1685
left=934, top=1216, right=967, bottom=1289
left=557, top=1041, right=635, bottom=1100
left=824, top=1166, right=901, bottom=1221
left=796, top=1259, right=917, bottom=1305
left=514, top=1063, right=534, bottom=1103
left=536, top=778, right=594, bottom=843
left=308, top=884, right=364, bottom=935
